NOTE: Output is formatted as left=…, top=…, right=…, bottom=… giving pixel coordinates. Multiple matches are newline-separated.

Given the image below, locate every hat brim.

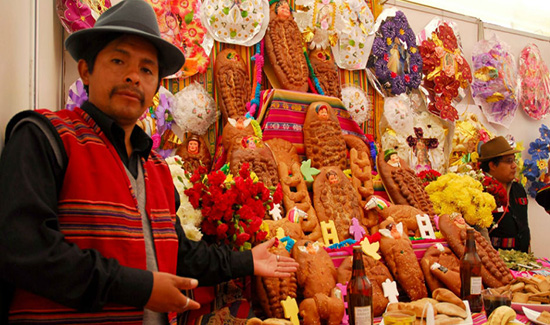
left=65, top=26, right=185, bottom=78
left=478, top=148, right=521, bottom=162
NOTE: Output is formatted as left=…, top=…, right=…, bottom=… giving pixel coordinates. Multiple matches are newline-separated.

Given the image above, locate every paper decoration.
left=360, top=238, right=381, bottom=260
left=416, top=214, right=435, bottom=239
left=331, top=0, right=375, bottom=69
left=471, top=34, right=518, bottom=128
left=281, top=296, right=300, bottom=325
left=366, top=9, right=422, bottom=97
left=320, top=220, right=340, bottom=246
left=518, top=43, right=550, bottom=120
left=294, top=0, right=338, bottom=49
left=418, top=18, right=472, bottom=122
left=173, top=82, right=217, bottom=136
left=382, top=279, right=399, bottom=303
left=56, top=0, right=112, bottom=33
left=336, top=283, right=350, bottom=325
left=349, top=218, right=366, bottom=242
left=147, top=0, right=213, bottom=78
left=341, top=84, right=371, bottom=125
left=200, top=0, right=269, bottom=46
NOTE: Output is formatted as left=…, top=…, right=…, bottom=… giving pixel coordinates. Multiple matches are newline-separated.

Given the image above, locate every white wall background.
left=0, top=0, right=549, bottom=256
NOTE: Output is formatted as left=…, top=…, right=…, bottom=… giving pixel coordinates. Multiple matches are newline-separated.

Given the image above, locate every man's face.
left=490, top=154, right=517, bottom=185
left=79, top=35, right=159, bottom=130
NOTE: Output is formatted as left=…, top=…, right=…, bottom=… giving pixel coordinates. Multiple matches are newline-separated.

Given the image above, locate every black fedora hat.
left=65, top=0, right=185, bottom=78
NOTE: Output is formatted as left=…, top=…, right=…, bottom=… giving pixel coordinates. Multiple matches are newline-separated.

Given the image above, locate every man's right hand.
left=145, top=272, right=201, bottom=313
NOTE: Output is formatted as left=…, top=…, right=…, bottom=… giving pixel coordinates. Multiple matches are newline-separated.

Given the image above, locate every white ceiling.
left=404, top=0, right=550, bottom=37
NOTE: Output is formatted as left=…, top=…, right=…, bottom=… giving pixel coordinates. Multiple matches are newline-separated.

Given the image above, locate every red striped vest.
left=9, top=108, right=179, bottom=324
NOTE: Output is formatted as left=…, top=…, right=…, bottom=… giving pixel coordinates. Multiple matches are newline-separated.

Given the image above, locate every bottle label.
left=354, top=306, right=372, bottom=325
left=470, top=276, right=482, bottom=295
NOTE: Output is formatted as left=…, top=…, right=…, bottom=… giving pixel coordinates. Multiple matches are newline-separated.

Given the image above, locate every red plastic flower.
left=62, top=0, right=95, bottom=33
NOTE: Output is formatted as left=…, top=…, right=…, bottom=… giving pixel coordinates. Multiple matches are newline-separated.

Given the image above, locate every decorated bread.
left=377, top=148, right=435, bottom=218
left=303, top=101, right=347, bottom=170
left=277, top=161, right=322, bottom=241
left=349, top=148, right=378, bottom=233
left=337, top=252, right=394, bottom=316
left=214, top=49, right=250, bottom=123
left=420, top=244, right=461, bottom=297
left=308, top=48, right=341, bottom=98
left=229, top=136, right=280, bottom=188
left=264, top=0, right=309, bottom=92
left=313, top=167, right=364, bottom=241
left=175, top=133, right=212, bottom=172
left=265, top=138, right=302, bottom=170
left=221, top=116, right=256, bottom=158
left=378, top=222, right=428, bottom=301
left=344, top=134, right=373, bottom=169
left=438, top=214, right=513, bottom=288
left=255, top=246, right=297, bottom=319
left=377, top=204, right=428, bottom=238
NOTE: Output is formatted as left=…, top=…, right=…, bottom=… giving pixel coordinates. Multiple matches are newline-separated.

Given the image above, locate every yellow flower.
left=537, top=159, right=547, bottom=170
left=387, top=37, right=392, bottom=46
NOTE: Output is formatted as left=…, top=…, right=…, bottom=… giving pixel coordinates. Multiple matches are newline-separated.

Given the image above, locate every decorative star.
left=300, top=159, right=320, bottom=182
left=360, top=238, right=381, bottom=260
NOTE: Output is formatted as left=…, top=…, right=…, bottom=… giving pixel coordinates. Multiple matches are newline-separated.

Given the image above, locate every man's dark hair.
left=81, top=33, right=164, bottom=93
left=480, top=156, right=502, bottom=173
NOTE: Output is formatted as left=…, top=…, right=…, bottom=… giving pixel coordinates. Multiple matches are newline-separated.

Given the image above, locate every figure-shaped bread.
left=214, top=49, right=250, bottom=124
left=439, top=214, right=513, bottom=288
left=309, top=48, right=341, bottom=98
left=255, top=246, right=297, bottom=319
left=378, top=222, right=428, bottom=301
left=313, top=167, right=364, bottom=241
left=278, top=161, right=322, bottom=241
left=303, top=102, right=347, bottom=170
left=229, top=136, right=279, bottom=188
left=377, top=148, right=436, bottom=218
left=420, top=243, right=461, bottom=296
left=349, top=148, right=379, bottom=234
left=265, top=0, right=309, bottom=92
left=377, top=204, right=426, bottom=237
left=221, top=116, right=256, bottom=156
left=265, top=138, right=302, bottom=172
left=175, top=133, right=212, bottom=172
left=291, top=240, right=344, bottom=325
left=344, top=134, right=374, bottom=170
left=337, top=251, right=394, bottom=316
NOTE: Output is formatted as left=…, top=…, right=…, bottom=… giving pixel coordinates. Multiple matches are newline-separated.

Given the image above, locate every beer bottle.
left=460, top=229, right=483, bottom=312
left=347, top=246, right=373, bottom=325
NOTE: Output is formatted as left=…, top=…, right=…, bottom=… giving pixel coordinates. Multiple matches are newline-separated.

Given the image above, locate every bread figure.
left=221, top=116, right=256, bottom=157
left=277, top=161, right=322, bottom=241
left=308, top=48, right=341, bottom=98
left=175, top=133, right=212, bottom=172
left=291, top=240, right=344, bottom=325
left=214, top=49, right=250, bottom=124
left=349, top=148, right=379, bottom=234
left=378, top=222, right=428, bottom=301
left=265, top=0, right=309, bottom=92
left=313, top=167, right=364, bottom=241
left=421, top=244, right=461, bottom=297
left=377, top=204, right=425, bottom=237
left=303, top=101, right=347, bottom=170
left=265, top=138, right=302, bottom=173
left=255, top=246, right=297, bottom=319
left=229, top=135, right=279, bottom=188
left=438, top=214, right=513, bottom=288
left=337, top=251, right=394, bottom=316
left=377, top=148, right=436, bottom=220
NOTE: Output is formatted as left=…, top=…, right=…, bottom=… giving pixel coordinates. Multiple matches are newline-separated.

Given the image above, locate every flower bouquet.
left=425, top=173, right=495, bottom=228
left=418, top=18, right=472, bottom=122
left=518, top=43, right=550, bottom=120
left=184, top=163, right=283, bottom=250
left=522, top=124, right=550, bottom=197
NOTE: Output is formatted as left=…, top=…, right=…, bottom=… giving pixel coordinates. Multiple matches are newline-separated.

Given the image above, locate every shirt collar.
left=80, top=101, right=153, bottom=160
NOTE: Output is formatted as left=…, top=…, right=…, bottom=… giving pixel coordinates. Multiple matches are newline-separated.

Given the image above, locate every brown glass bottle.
left=347, top=246, right=373, bottom=325
left=460, top=229, right=483, bottom=312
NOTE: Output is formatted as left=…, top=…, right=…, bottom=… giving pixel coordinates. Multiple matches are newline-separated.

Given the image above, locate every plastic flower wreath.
left=518, top=44, right=550, bottom=120
left=184, top=162, right=283, bottom=251
left=419, top=21, right=472, bottom=122
left=366, top=10, right=422, bottom=96
left=165, top=156, right=203, bottom=241
left=65, top=79, right=88, bottom=111
left=522, top=124, right=550, bottom=197
left=425, top=173, right=495, bottom=228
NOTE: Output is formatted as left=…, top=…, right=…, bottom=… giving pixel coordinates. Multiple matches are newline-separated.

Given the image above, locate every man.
left=0, top=1, right=297, bottom=323
left=479, top=136, right=530, bottom=252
